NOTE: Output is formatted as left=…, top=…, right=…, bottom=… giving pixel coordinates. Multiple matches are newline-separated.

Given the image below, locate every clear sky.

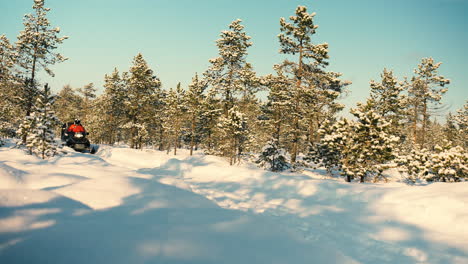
left=1, top=0, right=467, bottom=116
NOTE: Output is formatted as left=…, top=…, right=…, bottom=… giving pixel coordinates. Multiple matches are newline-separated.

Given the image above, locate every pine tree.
left=77, top=82, right=97, bottom=123
left=204, top=19, right=256, bottom=115
left=163, top=83, right=187, bottom=155
left=260, top=68, right=293, bottom=161
left=453, top=101, right=468, bottom=149
left=396, top=147, right=432, bottom=182
left=368, top=68, right=406, bottom=139
left=0, top=35, right=22, bottom=140
left=217, top=106, right=249, bottom=165
left=124, top=53, right=162, bottom=149
left=0, top=35, right=18, bottom=83
left=25, top=84, right=59, bottom=159
left=101, top=68, right=126, bottom=144
left=185, top=73, right=207, bottom=155
left=53, top=85, right=82, bottom=123
left=16, top=0, right=68, bottom=118
left=257, top=138, right=289, bottom=172
left=277, top=6, right=348, bottom=163
left=408, top=58, right=450, bottom=146
left=199, top=90, right=222, bottom=152
left=430, top=144, right=467, bottom=182
left=306, top=119, right=348, bottom=176
left=341, top=102, right=399, bottom=182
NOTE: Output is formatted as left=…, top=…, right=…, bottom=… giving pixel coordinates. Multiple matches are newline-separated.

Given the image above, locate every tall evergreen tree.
left=78, top=82, right=96, bottom=122
left=16, top=0, right=68, bottom=118
left=124, top=53, right=162, bottom=149
left=163, top=83, right=187, bottom=155
left=204, top=19, right=255, bottom=115
left=101, top=68, right=126, bottom=144
left=185, top=73, right=207, bottom=155
left=453, top=101, right=468, bottom=149
left=277, top=6, right=347, bottom=163
left=54, top=85, right=82, bottom=123
left=408, top=58, right=450, bottom=146
left=0, top=35, right=17, bottom=83
left=0, top=35, right=22, bottom=139
left=368, top=68, right=406, bottom=138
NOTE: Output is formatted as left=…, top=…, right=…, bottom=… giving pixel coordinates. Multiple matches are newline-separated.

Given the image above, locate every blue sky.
left=1, top=0, right=467, bottom=116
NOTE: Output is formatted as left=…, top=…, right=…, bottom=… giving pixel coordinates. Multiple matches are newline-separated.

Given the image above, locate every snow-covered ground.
left=1, top=142, right=467, bottom=264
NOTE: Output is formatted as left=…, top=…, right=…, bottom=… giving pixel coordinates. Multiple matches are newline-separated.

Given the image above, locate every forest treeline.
left=0, top=1, right=466, bottom=182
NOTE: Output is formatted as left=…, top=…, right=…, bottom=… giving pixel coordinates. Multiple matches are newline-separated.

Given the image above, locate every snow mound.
left=0, top=163, right=27, bottom=189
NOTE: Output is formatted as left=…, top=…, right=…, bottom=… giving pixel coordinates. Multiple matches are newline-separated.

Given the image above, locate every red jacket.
left=67, top=124, right=86, bottom=133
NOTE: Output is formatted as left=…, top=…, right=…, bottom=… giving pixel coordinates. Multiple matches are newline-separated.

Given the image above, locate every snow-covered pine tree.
left=53, top=85, right=82, bottom=124
left=185, top=73, right=207, bottom=155
left=277, top=6, right=348, bottom=163
left=124, top=53, right=162, bottom=149
left=0, top=35, right=18, bottom=84
left=26, top=84, right=59, bottom=159
left=368, top=68, right=406, bottom=139
left=396, top=147, right=432, bottom=182
left=408, top=58, right=450, bottom=146
left=198, top=90, right=222, bottom=153
left=77, top=82, right=97, bottom=123
left=101, top=68, right=127, bottom=144
left=217, top=106, right=249, bottom=165
left=342, top=102, right=399, bottom=182
left=0, top=35, right=22, bottom=140
left=163, top=83, right=187, bottom=155
left=257, top=138, right=289, bottom=172
left=430, top=144, right=467, bottom=182
left=453, top=101, right=467, bottom=149
left=204, top=19, right=255, bottom=115
left=16, top=0, right=68, bottom=118
left=306, top=119, right=349, bottom=176
left=258, top=68, right=293, bottom=169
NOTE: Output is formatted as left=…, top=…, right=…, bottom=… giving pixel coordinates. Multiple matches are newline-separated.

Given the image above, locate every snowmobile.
left=61, top=122, right=96, bottom=154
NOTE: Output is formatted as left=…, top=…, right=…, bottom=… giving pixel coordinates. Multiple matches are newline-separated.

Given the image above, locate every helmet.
left=74, top=119, right=81, bottom=125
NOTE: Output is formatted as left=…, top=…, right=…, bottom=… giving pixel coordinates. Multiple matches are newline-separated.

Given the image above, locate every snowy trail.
left=0, top=145, right=356, bottom=264
left=1, top=144, right=467, bottom=264
left=99, top=146, right=468, bottom=264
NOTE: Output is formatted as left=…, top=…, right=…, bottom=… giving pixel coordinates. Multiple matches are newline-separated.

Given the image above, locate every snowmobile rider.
left=67, top=119, right=86, bottom=133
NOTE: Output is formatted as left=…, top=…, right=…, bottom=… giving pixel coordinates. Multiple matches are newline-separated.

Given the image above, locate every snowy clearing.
left=0, top=143, right=467, bottom=264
